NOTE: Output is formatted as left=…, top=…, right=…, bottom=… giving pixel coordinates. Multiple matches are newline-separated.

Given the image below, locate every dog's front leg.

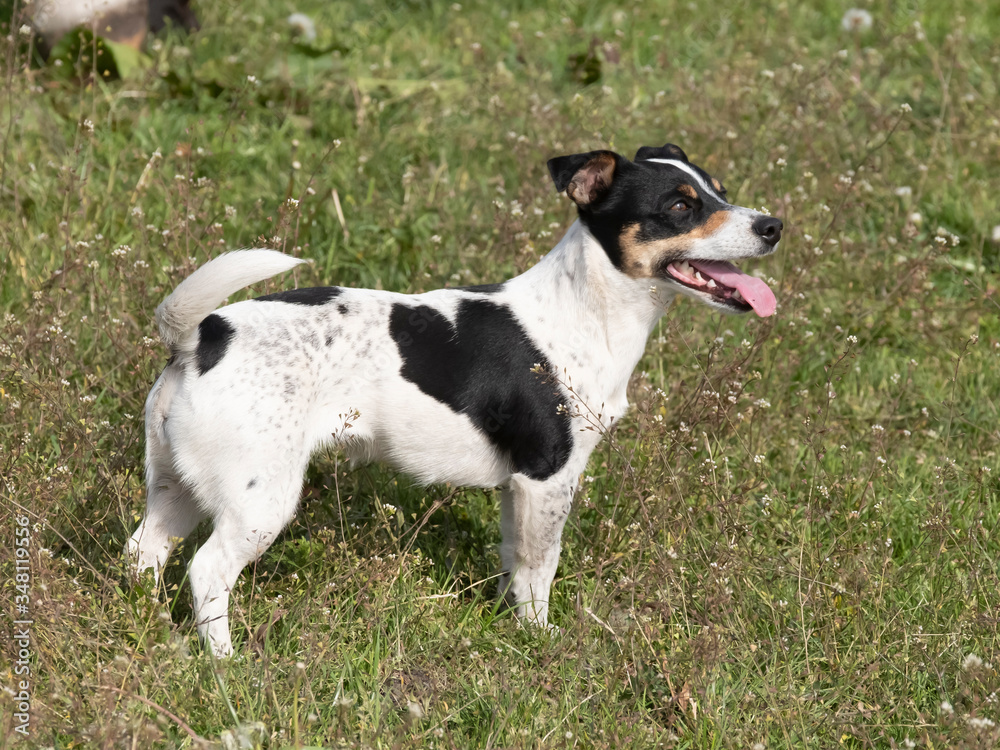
left=498, top=473, right=575, bottom=627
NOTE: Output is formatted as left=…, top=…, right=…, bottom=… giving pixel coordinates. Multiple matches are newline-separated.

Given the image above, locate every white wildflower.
left=841, top=9, right=873, bottom=33
left=968, top=716, right=996, bottom=731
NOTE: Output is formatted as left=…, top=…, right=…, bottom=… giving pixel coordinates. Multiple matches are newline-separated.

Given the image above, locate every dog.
left=126, top=143, right=782, bottom=657
left=28, top=0, right=198, bottom=55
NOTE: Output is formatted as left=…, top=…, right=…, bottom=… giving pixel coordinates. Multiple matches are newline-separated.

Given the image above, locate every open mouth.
left=666, top=259, right=777, bottom=317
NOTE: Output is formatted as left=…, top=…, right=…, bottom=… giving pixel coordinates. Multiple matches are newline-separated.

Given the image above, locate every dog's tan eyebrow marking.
left=712, top=178, right=724, bottom=193
left=678, top=184, right=697, bottom=199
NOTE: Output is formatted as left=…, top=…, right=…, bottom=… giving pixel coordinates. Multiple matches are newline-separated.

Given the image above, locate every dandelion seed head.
left=841, top=9, right=873, bottom=33
left=963, top=653, right=984, bottom=670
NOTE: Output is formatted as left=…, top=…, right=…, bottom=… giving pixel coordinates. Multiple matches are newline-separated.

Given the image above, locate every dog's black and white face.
left=548, top=143, right=781, bottom=317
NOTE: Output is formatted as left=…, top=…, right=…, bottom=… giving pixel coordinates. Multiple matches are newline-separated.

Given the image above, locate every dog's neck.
left=506, top=220, right=677, bottom=418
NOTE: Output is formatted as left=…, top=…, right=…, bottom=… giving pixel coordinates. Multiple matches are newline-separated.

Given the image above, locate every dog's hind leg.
left=187, top=466, right=305, bottom=657
left=127, top=366, right=205, bottom=582
left=126, top=466, right=205, bottom=583
left=498, top=473, right=576, bottom=627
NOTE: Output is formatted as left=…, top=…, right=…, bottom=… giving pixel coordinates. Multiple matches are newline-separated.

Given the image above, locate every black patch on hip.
left=255, top=287, right=342, bottom=306
left=389, top=299, right=572, bottom=480
left=196, top=314, right=235, bottom=375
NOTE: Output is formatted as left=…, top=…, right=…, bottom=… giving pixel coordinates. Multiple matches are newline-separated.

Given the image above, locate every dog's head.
left=548, top=143, right=781, bottom=317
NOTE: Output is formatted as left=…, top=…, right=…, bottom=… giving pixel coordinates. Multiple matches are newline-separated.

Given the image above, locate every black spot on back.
left=247, top=478, right=257, bottom=489
left=337, top=303, right=349, bottom=315
left=389, top=300, right=571, bottom=480
left=196, top=314, right=235, bottom=375
left=457, top=282, right=505, bottom=294
left=255, top=287, right=342, bottom=306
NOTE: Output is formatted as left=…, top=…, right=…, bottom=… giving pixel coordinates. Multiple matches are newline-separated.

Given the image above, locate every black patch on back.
left=196, top=314, right=235, bottom=375
left=255, top=287, right=342, bottom=306
left=337, top=303, right=349, bottom=315
left=389, top=300, right=571, bottom=480
left=457, top=282, right=505, bottom=294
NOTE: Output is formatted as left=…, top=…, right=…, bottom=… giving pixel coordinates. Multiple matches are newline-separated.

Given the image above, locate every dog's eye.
left=669, top=199, right=691, bottom=212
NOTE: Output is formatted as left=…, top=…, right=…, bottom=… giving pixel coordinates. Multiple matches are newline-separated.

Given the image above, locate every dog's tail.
left=155, top=250, right=305, bottom=350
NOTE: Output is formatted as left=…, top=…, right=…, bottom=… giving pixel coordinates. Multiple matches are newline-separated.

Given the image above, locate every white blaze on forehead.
left=643, top=158, right=727, bottom=204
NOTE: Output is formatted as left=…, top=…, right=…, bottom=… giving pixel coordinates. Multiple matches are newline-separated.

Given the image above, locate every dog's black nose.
left=752, top=216, right=783, bottom=246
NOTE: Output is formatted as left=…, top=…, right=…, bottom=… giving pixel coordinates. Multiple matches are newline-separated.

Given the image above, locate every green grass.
left=2, top=0, right=1000, bottom=747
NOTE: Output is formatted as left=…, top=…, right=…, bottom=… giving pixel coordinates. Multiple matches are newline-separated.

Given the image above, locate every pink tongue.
left=689, top=260, right=777, bottom=317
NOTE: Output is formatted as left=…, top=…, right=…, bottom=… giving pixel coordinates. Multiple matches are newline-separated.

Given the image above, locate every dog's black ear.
left=634, top=143, right=689, bottom=163
left=547, top=150, right=620, bottom=207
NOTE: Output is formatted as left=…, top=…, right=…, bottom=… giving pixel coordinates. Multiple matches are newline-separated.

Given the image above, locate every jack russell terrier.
left=127, top=143, right=782, bottom=656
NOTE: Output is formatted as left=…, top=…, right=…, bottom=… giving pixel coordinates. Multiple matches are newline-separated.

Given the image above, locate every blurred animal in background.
left=26, top=0, right=198, bottom=54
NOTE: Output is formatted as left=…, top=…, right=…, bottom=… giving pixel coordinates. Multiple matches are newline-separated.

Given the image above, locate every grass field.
left=2, top=0, right=1000, bottom=747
